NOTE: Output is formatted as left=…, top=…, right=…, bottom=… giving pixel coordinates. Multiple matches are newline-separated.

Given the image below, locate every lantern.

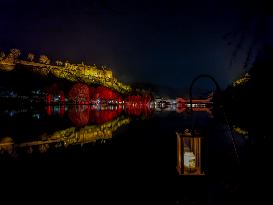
left=176, top=129, right=204, bottom=175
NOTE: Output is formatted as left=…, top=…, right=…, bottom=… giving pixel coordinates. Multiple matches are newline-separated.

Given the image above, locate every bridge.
left=176, top=96, right=213, bottom=108
left=174, top=95, right=214, bottom=115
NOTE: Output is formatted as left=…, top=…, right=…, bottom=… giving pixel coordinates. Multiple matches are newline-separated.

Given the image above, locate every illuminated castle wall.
left=0, top=49, right=131, bottom=94
left=81, top=66, right=113, bottom=79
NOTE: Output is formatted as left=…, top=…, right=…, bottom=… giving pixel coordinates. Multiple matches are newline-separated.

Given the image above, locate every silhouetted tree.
left=0, top=52, right=5, bottom=60
left=39, top=55, right=50, bottom=64
left=56, top=60, right=63, bottom=66
left=27, top=53, right=34, bottom=61
left=224, top=0, right=273, bottom=69
left=10, top=48, right=21, bottom=59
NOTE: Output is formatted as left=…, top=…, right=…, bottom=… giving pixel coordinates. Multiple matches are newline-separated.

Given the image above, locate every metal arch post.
left=189, top=74, right=221, bottom=135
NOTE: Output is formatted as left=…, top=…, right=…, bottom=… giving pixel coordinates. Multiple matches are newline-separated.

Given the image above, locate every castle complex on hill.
left=0, top=48, right=131, bottom=94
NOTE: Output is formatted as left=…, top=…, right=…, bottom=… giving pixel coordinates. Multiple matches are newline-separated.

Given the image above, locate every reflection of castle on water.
left=46, top=103, right=212, bottom=128
left=0, top=116, right=130, bottom=156
left=46, top=104, right=154, bottom=127
left=0, top=99, right=212, bottom=158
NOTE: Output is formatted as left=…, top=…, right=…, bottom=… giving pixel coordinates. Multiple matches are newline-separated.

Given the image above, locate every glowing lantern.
left=176, top=129, right=204, bottom=175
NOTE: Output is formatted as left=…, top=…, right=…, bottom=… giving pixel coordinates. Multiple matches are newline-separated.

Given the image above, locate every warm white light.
left=184, top=151, right=196, bottom=168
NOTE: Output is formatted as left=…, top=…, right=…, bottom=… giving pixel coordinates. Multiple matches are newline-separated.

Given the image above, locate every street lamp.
left=176, top=74, right=220, bottom=175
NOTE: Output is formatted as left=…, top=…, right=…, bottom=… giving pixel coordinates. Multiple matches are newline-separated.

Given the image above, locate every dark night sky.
left=1, top=0, right=272, bottom=90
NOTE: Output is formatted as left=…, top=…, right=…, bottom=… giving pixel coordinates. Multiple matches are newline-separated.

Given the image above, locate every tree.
left=27, top=53, right=34, bottom=61
left=64, top=60, right=69, bottom=67
left=68, top=83, right=90, bottom=103
left=0, top=52, right=5, bottom=60
left=56, top=60, right=63, bottom=66
left=224, top=0, right=273, bottom=70
left=10, top=48, right=21, bottom=59
left=94, top=86, right=120, bottom=101
left=39, top=55, right=50, bottom=64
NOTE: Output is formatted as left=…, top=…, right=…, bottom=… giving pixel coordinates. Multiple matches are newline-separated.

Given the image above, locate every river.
left=0, top=105, right=272, bottom=204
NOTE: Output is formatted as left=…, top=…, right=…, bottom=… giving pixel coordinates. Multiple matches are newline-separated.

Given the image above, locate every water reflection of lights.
left=44, top=103, right=212, bottom=128
left=0, top=137, right=14, bottom=154
left=32, top=113, right=40, bottom=119
left=0, top=116, right=130, bottom=156
left=9, top=111, right=16, bottom=117
left=45, top=104, right=153, bottom=127
left=3, top=109, right=29, bottom=117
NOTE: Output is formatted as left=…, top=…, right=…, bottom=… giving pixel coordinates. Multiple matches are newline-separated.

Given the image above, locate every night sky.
left=1, top=0, right=272, bottom=90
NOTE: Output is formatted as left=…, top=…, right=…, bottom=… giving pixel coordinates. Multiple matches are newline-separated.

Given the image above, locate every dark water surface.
left=0, top=105, right=272, bottom=204
left=0, top=105, right=207, bottom=164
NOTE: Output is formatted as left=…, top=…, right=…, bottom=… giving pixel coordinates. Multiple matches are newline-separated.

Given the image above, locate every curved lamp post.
left=176, top=74, right=221, bottom=175
left=188, top=74, right=240, bottom=168
left=189, top=74, right=221, bottom=135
